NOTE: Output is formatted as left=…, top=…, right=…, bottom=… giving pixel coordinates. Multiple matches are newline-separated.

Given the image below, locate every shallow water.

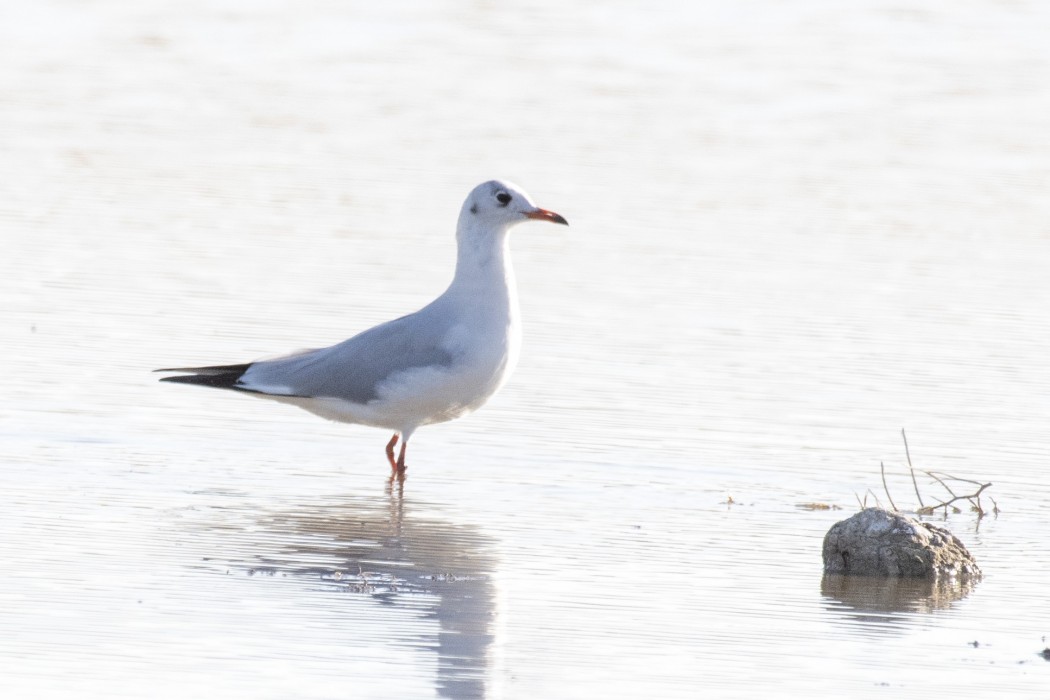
left=2, top=0, right=1050, bottom=697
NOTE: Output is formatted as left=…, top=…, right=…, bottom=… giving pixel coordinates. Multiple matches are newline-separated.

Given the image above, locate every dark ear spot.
left=470, top=203, right=478, bottom=214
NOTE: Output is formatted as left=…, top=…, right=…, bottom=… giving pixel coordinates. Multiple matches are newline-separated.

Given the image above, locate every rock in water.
left=822, top=507, right=981, bottom=579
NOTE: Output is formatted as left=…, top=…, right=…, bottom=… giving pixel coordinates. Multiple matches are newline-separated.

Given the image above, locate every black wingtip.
left=155, top=362, right=253, bottom=390
left=158, top=373, right=237, bottom=389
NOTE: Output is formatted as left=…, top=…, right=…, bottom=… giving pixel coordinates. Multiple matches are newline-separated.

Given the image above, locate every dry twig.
left=902, top=429, right=925, bottom=509
left=869, top=430, right=995, bottom=518
left=917, top=470, right=993, bottom=517
left=880, top=461, right=898, bottom=512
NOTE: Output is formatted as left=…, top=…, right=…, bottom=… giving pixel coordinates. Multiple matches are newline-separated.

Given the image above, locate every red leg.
left=396, top=438, right=408, bottom=474
left=385, top=433, right=399, bottom=473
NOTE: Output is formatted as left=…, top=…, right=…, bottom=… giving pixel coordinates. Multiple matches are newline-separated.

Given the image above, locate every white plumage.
left=158, top=180, right=568, bottom=475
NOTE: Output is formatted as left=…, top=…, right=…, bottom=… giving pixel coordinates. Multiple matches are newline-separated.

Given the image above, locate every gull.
left=157, top=180, right=568, bottom=475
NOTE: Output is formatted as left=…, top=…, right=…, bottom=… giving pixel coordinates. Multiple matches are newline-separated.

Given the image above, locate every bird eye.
left=496, top=192, right=512, bottom=206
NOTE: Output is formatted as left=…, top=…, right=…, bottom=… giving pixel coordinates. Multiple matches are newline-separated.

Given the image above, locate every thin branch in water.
left=880, top=461, right=898, bottom=512
left=925, top=470, right=959, bottom=499
left=901, top=428, right=913, bottom=465
left=865, top=488, right=882, bottom=510
left=919, top=472, right=992, bottom=516
left=902, top=428, right=925, bottom=508
left=867, top=433, right=995, bottom=519
left=927, top=470, right=985, bottom=488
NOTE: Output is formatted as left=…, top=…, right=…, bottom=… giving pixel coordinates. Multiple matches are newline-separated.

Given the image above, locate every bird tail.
left=154, top=363, right=253, bottom=390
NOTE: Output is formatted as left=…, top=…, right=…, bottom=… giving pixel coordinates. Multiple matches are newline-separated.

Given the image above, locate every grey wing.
left=238, top=312, right=456, bottom=404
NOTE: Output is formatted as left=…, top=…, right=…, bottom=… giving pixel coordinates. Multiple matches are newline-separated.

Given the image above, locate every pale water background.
left=2, top=1, right=1049, bottom=698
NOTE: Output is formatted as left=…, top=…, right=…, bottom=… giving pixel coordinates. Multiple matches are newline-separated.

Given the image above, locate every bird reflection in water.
left=240, top=481, right=497, bottom=699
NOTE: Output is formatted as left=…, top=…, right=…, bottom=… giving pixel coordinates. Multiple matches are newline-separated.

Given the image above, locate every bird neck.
left=449, top=220, right=517, bottom=315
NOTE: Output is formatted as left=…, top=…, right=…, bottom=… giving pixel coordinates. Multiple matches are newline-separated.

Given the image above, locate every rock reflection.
left=238, top=482, right=496, bottom=699
left=821, top=573, right=979, bottom=627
